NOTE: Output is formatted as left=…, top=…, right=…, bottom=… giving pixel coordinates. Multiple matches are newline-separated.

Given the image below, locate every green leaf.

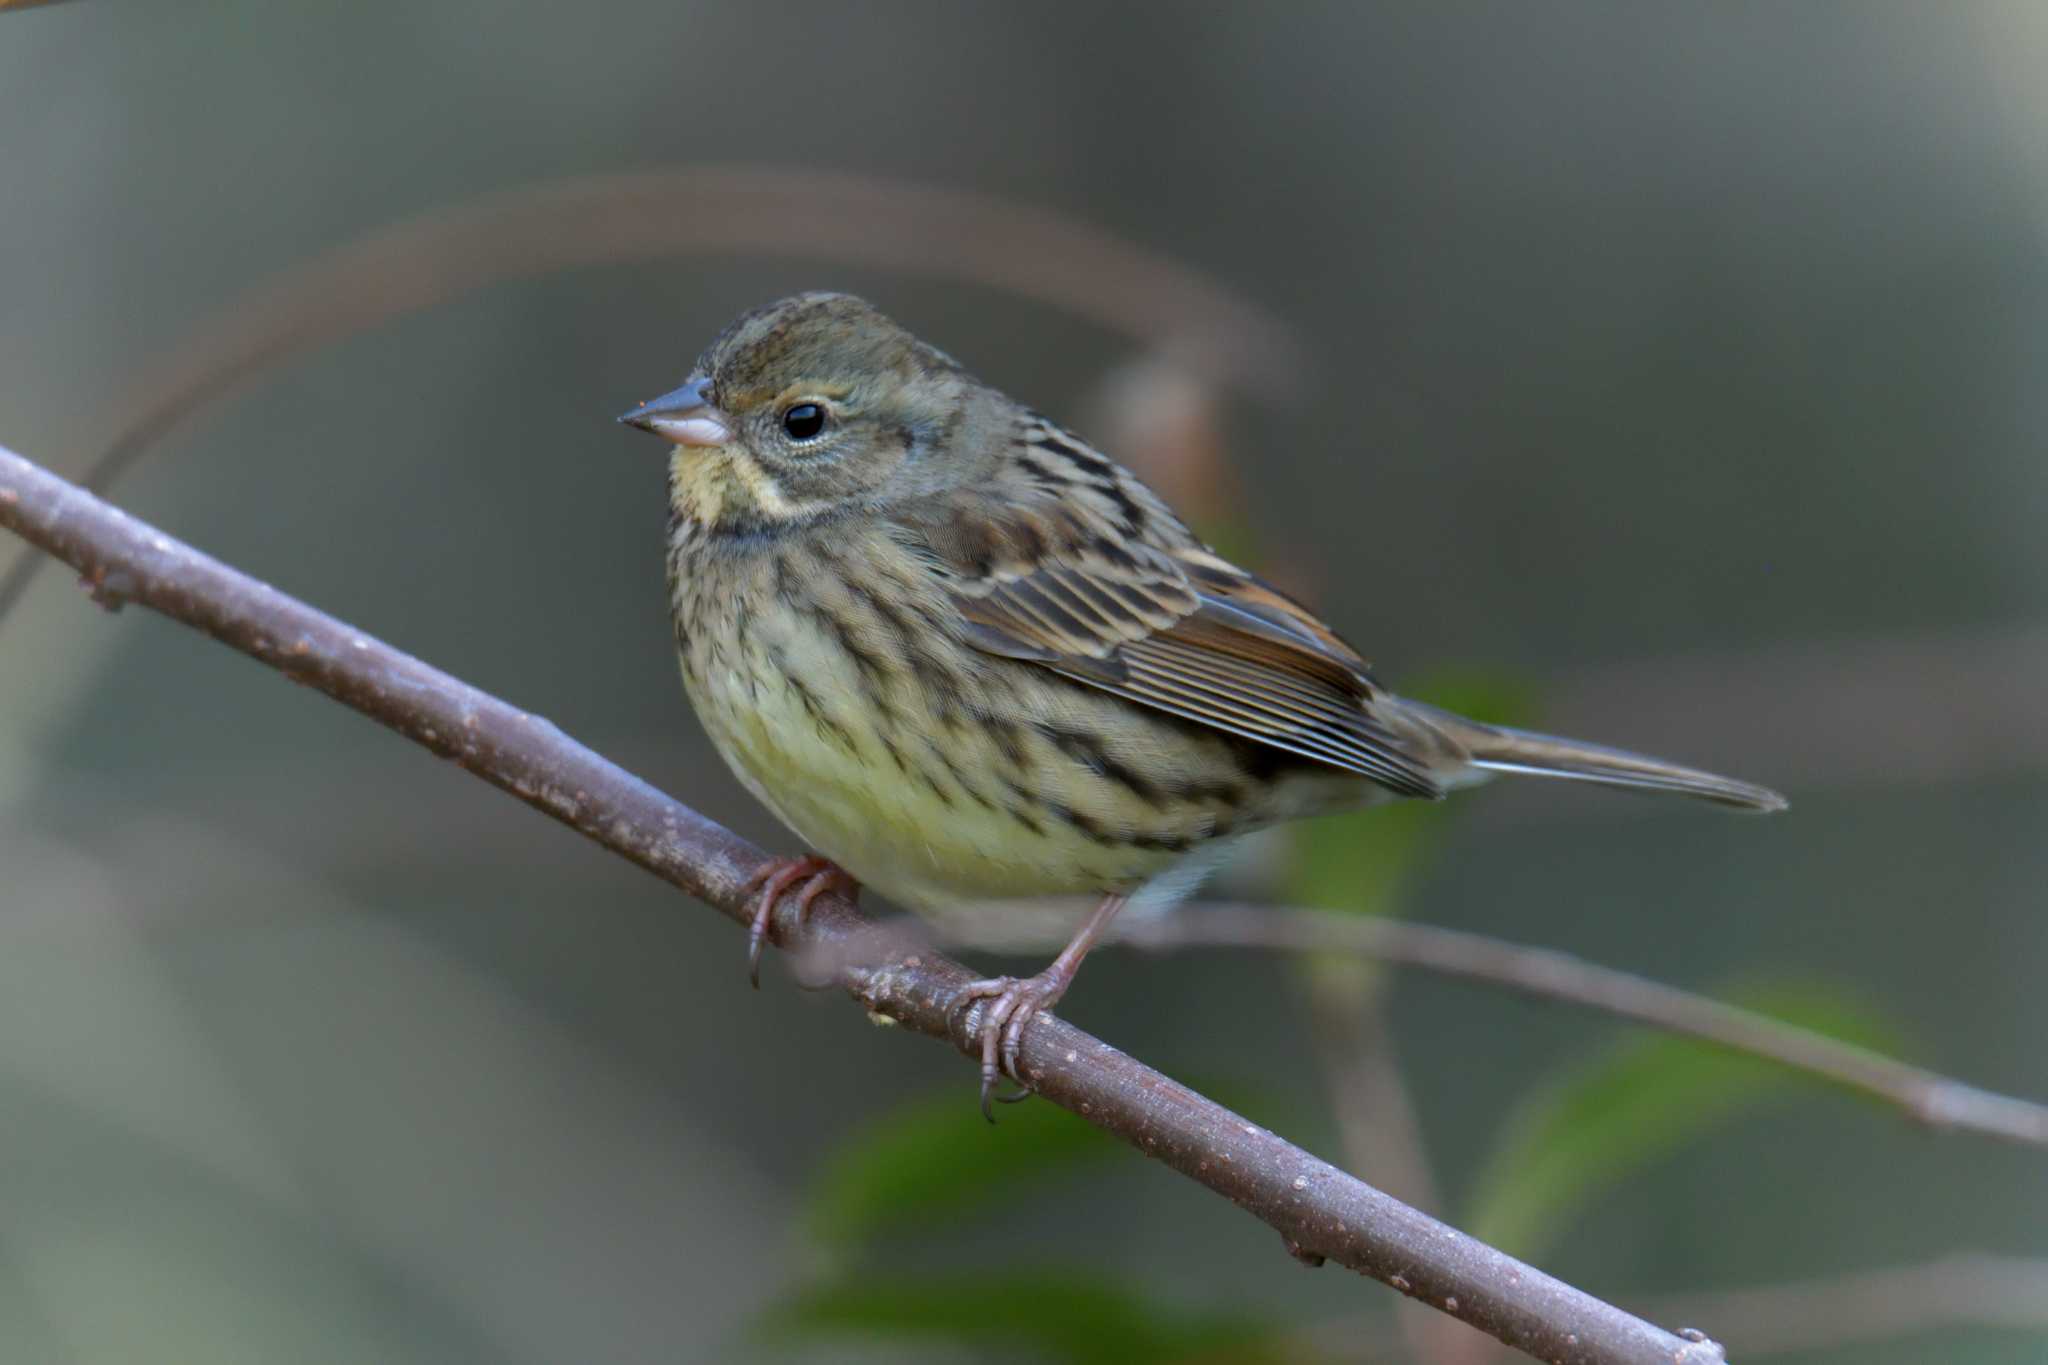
left=808, top=1079, right=1291, bottom=1253
left=762, top=1270, right=1281, bottom=1364
left=807, top=1089, right=1118, bottom=1249
left=1465, top=979, right=1903, bottom=1259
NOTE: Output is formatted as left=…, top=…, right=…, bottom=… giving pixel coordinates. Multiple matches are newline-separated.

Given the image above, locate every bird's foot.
left=742, top=856, right=858, bottom=987
left=954, top=966, right=1076, bottom=1121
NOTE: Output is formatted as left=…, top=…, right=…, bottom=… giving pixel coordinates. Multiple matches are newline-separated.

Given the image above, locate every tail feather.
left=1397, top=701, right=1787, bottom=813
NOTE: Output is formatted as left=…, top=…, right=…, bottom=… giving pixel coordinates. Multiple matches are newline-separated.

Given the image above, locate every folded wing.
left=894, top=422, right=1448, bottom=800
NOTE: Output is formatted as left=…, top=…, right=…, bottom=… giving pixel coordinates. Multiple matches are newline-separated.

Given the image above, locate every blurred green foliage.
left=764, top=1272, right=1281, bottom=1365
left=1285, top=670, right=1536, bottom=916
left=783, top=1079, right=1308, bottom=1362
left=807, top=1090, right=1118, bottom=1250
left=1466, top=981, right=1903, bottom=1260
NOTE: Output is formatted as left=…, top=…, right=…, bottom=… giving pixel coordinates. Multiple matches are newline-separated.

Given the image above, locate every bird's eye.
left=781, top=403, right=826, bottom=441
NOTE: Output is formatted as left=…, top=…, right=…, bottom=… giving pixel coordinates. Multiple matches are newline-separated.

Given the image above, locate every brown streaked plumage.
left=621, top=291, right=1786, bottom=1114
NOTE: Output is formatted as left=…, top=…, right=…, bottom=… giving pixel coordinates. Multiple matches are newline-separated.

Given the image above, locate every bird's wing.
left=892, top=420, right=1446, bottom=799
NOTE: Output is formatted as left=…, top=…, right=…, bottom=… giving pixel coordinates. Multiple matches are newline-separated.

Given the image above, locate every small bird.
left=621, top=292, right=1784, bottom=1114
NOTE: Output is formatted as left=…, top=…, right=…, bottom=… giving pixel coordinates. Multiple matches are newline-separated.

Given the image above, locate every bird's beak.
left=617, top=378, right=733, bottom=448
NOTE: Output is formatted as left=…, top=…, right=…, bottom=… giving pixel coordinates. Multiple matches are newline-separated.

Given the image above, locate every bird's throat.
left=667, top=446, right=811, bottom=534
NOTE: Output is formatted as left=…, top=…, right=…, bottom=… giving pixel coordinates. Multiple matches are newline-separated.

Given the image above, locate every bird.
left=619, top=291, right=1785, bottom=1115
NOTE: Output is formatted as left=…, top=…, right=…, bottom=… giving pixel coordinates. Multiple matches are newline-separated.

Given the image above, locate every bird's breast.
left=665, top=529, right=1355, bottom=918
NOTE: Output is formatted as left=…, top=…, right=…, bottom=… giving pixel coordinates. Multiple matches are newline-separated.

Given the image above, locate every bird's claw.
left=742, top=856, right=858, bottom=987
left=955, top=972, right=1068, bottom=1121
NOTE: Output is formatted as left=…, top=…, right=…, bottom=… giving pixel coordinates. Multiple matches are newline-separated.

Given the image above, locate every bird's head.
left=621, top=292, right=992, bottom=533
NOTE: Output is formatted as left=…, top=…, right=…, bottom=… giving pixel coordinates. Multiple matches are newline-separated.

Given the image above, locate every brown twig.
left=1304, top=1253, right=2048, bottom=1361
left=934, top=901, right=2048, bottom=1150
left=1302, top=960, right=1500, bottom=1365
left=0, top=442, right=1726, bottom=1364
left=1640, top=1253, right=2048, bottom=1356
left=1497, top=621, right=2048, bottom=823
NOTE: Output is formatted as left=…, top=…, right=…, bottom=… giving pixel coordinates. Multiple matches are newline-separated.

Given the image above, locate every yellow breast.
left=668, top=533, right=1279, bottom=920
left=681, top=626, right=1168, bottom=916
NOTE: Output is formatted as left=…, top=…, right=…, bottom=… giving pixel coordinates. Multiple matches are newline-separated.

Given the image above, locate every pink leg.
left=742, top=856, right=859, bottom=987
left=955, top=893, right=1128, bottom=1120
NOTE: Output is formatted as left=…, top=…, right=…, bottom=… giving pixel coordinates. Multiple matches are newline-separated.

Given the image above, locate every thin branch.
left=931, top=902, right=2048, bottom=1150
left=0, top=442, right=1726, bottom=1364
left=1508, top=621, right=2048, bottom=821
left=1303, top=1254, right=2048, bottom=1361
left=1301, top=961, right=1496, bottom=1365
left=1640, top=1254, right=2048, bottom=1356
left=1303, top=963, right=1446, bottom=1215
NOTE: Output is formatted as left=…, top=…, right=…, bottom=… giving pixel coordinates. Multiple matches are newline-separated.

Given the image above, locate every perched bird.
left=621, top=292, right=1784, bottom=1114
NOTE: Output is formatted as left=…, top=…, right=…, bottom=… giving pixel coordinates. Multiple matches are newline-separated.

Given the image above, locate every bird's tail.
left=1396, top=700, right=1787, bottom=812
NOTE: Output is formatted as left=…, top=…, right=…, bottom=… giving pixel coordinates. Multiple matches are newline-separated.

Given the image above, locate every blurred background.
left=3, top=2, right=2046, bottom=1361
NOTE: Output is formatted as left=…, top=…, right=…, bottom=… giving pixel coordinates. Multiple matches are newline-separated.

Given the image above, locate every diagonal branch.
left=0, top=441, right=1725, bottom=1364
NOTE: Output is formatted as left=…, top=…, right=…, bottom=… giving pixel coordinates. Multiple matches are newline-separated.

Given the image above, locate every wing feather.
left=892, top=418, right=1448, bottom=800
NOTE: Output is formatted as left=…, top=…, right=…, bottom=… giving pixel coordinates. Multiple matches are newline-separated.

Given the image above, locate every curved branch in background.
left=931, top=903, right=2048, bottom=1149
left=1298, top=963, right=1487, bottom=1365
left=1304, top=1253, right=2048, bottom=1361
left=0, top=442, right=1724, bottom=1365
left=1535, top=622, right=2048, bottom=807
left=251, top=772, right=2048, bottom=1149
left=0, top=166, right=1304, bottom=621
left=1641, top=1254, right=2048, bottom=1357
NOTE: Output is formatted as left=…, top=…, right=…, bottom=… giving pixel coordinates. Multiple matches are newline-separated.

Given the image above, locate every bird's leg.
left=956, top=892, right=1129, bottom=1120
left=742, top=856, right=859, bottom=987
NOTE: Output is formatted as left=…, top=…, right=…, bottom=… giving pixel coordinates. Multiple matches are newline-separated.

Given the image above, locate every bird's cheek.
left=725, top=452, right=802, bottom=518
